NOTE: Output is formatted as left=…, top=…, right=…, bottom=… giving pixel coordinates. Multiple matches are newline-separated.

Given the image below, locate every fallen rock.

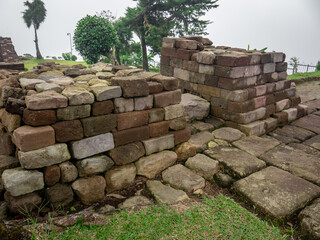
left=185, top=154, right=219, bottom=180
left=181, top=93, right=210, bottom=121
left=135, top=151, right=177, bottom=179
left=72, top=176, right=106, bottom=205
left=162, top=164, right=205, bottom=192
left=147, top=180, right=189, bottom=204
left=59, top=161, right=78, bottom=183
left=105, top=164, right=136, bottom=192
left=2, top=168, right=44, bottom=197
left=98, top=204, right=116, bottom=214
left=174, top=142, right=197, bottom=162
left=118, top=196, right=152, bottom=209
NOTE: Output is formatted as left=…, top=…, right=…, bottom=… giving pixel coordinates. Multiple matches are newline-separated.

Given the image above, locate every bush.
left=71, top=55, right=77, bottom=61
left=23, top=53, right=35, bottom=59
left=62, top=52, right=77, bottom=61
left=316, top=61, right=320, bottom=71
left=74, top=15, right=118, bottom=64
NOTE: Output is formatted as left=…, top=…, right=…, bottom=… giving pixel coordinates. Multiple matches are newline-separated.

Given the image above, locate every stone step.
left=146, top=180, right=189, bottom=204
left=232, top=166, right=320, bottom=219
left=162, top=164, right=205, bottom=192
left=185, top=154, right=219, bottom=181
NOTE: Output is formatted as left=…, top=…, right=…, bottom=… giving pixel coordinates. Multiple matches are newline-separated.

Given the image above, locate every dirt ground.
left=296, top=80, right=320, bottom=102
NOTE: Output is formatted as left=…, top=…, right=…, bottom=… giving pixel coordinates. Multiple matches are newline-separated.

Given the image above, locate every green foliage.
left=35, top=195, right=286, bottom=239
left=22, top=59, right=87, bottom=70
left=74, top=15, right=118, bottom=64
left=124, top=0, right=219, bottom=70
left=289, top=57, right=300, bottom=74
left=247, top=44, right=268, bottom=52
left=316, top=61, right=320, bottom=71
left=23, top=53, right=35, bottom=59
left=287, top=71, right=320, bottom=81
left=61, top=52, right=77, bottom=61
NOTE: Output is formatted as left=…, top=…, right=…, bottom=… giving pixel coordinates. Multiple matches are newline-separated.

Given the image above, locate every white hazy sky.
left=0, top=0, right=319, bottom=65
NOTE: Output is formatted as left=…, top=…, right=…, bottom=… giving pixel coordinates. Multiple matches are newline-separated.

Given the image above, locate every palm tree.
left=22, top=0, right=47, bottom=59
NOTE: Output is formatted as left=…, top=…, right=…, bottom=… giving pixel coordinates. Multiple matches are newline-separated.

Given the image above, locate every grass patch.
left=287, top=71, right=320, bottom=80
left=36, top=194, right=286, bottom=240
left=22, top=59, right=88, bottom=71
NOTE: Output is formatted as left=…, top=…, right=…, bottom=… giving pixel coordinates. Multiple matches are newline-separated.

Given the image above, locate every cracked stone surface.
left=260, top=145, right=320, bottom=186
left=232, top=136, right=281, bottom=157
left=204, top=147, right=266, bottom=179
left=232, top=166, right=320, bottom=219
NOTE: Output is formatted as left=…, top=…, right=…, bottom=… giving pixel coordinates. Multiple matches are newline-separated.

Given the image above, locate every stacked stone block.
left=161, top=36, right=307, bottom=136
left=0, top=64, right=191, bottom=214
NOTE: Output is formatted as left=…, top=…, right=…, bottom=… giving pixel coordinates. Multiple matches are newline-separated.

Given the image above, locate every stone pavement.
left=147, top=98, right=320, bottom=239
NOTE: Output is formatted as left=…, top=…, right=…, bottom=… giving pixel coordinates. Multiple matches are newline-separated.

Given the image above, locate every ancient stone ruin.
left=0, top=37, right=24, bottom=71
left=161, top=36, right=307, bottom=135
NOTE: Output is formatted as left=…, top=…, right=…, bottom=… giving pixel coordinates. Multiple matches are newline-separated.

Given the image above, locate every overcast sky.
left=0, top=0, right=319, bottom=65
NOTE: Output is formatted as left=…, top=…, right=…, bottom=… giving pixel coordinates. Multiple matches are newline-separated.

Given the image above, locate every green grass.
left=36, top=195, right=286, bottom=240
left=22, top=59, right=88, bottom=71
left=287, top=71, right=320, bottom=80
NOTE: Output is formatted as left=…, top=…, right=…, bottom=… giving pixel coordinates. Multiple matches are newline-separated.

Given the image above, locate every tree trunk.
left=34, top=24, right=43, bottom=59
left=115, top=47, right=121, bottom=65
left=140, top=34, right=149, bottom=71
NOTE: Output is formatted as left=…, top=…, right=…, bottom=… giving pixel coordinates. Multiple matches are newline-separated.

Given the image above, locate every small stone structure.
left=0, top=37, right=24, bottom=71
left=0, top=63, right=191, bottom=214
left=160, top=36, right=307, bottom=135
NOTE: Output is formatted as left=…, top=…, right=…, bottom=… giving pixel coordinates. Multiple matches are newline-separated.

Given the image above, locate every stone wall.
left=0, top=37, right=19, bottom=62
left=160, top=36, right=307, bottom=136
left=0, top=64, right=190, bottom=214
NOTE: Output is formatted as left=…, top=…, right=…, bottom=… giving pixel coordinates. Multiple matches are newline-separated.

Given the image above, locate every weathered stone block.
left=196, top=52, right=216, bottom=65
left=56, top=105, right=91, bottom=121
left=105, top=164, right=136, bottom=192
left=76, top=155, right=114, bottom=177
left=2, top=168, right=44, bottom=197
left=154, top=90, right=181, bottom=108
left=44, top=165, right=60, bottom=186
left=111, top=76, right=149, bottom=97
left=164, top=104, right=185, bottom=120
left=185, top=154, right=219, bottom=180
left=23, top=109, right=56, bottom=126
left=147, top=81, right=163, bottom=94
left=199, top=64, right=215, bottom=75
left=117, top=111, right=148, bottom=131
left=216, top=55, right=250, bottom=67
left=0, top=129, right=15, bottom=155
left=109, top=141, right=145, bottom=165
left=173, top=68, right=190, bottom=81
left=92, top=100, right=114, bottom=116
left=113, top=126, right=150, bottom=147
left=148, top=108, right=164, bottom=123
left=81, top=115, right=117, bottom=137
left=276, top=99, right=291, bottom=112
left=1, top=110, right=21, bottom=132
left=4, top=192, right=42, bottom=214
left=12, top=125, right=55, bottom=151
left=52, top=120, right=83, bottom=142
left=46, top=183, right=74, bottom=208
left=176, top=39, right=198, bottom=50
left=61, top=86, right=94, bottom=105
left=143, top=134, right=175, bottom=155
left=114, top=97, right=134, bottom=113
left=181, top=93, right=210, bottom=121
left=173, top=128, right=191, bottom=145
left=169, top=117, right=187, bottom=130
left=263, top=63, right=276, bottom=73
left=25, top=90, right=68, bottom=110
left=134, top=95, right=153, bottom=111
left=71, top=133, right=114, bottom=159
left=151, top=75, right=179, bottom=91
left=90, top=85, right=122, bottom=101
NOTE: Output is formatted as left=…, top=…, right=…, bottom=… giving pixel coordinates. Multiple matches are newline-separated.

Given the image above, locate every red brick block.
left=154, top=89, right=181, bottom=108
left=22, top=109, right=56, bottom=127
left=113, top=126, right=150, bottom=147
left=81, top=115, right=117, bottom=137
left=228, top=100, right=254, bottom=113
left=274, top=90, right=286, bottom=102
left=149, top=121, right=170, bottom=138
left=278, top=71, right=288, bottom=80
left=182, top=60, right=199, bottom=72
left=117, top=111, right=148, bottom=131
left=92, top=100, right=114, bottom=116
left=261, top=53, right=273, bottom=63
left=276, top=62, right=288, bottom=72
left=265, top=94, right=275, bottom=105
left=265, top=104, right=276, bottom=117
left=147, top=82, right=163, bottom=94
left=216, top=55, right=250, bottom=67
left=172, top=129, right=191, bottom=145
left=254, top=85, right=267, bottom=96
left=44, top=165, right=60, bottom=186
left=290, top=96, right=301, bottom=107
left=12, top=125, right=55, bottom=151
left=253, top=96, right=266, bottom=109
left=111, top=77, right=149, bottom=97
left=247, top=88, right=256, bottom=99
left=218, top=77, right=256, bottom=90
left=161, top=47, right=177, bottom=57
left=176, top=49, right=198, bottom=60
left=272, top=112, right=288, bottom=127
left=52, top=120, right=84, bottom=142
left=151, top=75, right=179, bottom=91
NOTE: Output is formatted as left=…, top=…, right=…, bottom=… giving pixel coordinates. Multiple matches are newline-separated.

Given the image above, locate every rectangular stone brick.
left=265, top=104, right=276, bottom=117
left=56, top=105, right=91, bottom=121
left=211, top=106, right=228, bottom=119
left=297, top=104, right=307, bottom=118
left=114, top=97, right=134, bottom=113
left=261, top=53, right=273, bottom=63
left=173, top=68, right=190, bottom=81
left=211, top=97, right=228, bottom=109
left=12, top=126, right=55, bottom=152
left=111, top=77, right=149, bottom=97
left=169, top=117, right=187, bottom=130
left=25, top=91, right=68, bottom=110
left=238, top=121, right=266, bottom=136
left=275, top=81, right=285, bottom=91
left=272, top=112, right=288, bottom=127
left=113, top=126, right=149, bottom=147
left=81, top=115, right=117, bottom=137
left=0, top=127, right=15, bottom=155
left=146, top=109, right=164, bottom=124
left=52, top=120, right=84, bottom=142
left=176, top=39, right=198, bottom=50
left=160, top=65, right=173, bottom=76
left=142, top=134, right=174, bottom=155
left=285, top=87, right=296, bottom=98
left=162, top=37, right=177, bottom=48
left=263, top=63, right=276, bottom=73
left=254, top=85, right=267, bottom=96
left=196, top=52, right=216, bottom=65
left=253, top=96, right=266, bottom=109
left=220, top=89, right=248, bottom=102
left=276, top=99, right=291, bottom=112
left=266, top=83, right=276, bottom=93
left=90, top=86, right=122, bottom=101
left=197, top=84, right=220, bottom=97
left=199, top=64, right=215, bottom=75
left=134, top=95, right=153, bottom=111
left=22, top=109, right=56, bottom=126
left=283, top=108, right=297, bottom=122
left=160, top=55, right=170, bottom=66
left=161, top=47, right=177, bottom=57
left=215, top=65, right=261, bottom=78
left=71, top=133, right=115, bottom=159
left=272, top=52, right=285, bottom=63
left=172, top=129, right=191, bottom=145
left=1, top=110, right=21, bottom=132
left=247, top=88, right=256, bottom=99
left=170, top=58, right=183, bottom=68
left=203, top=74, right=219, bottom=87
left=228, top=100, right=254, bottom=113
left=275, top=62, right=288, bottom=72
left=176, top=49, right=198, bottom=60
left=264, top=118, right=278, bottom=133
left=117, top=111, right=148, bottom=131
left=164, top=104, right=185, bottom=120
left=230, top=107, right=266, bottom=124
left=152, top=75, right=179, bottom=91
left=183, top=60, right=199, bottom=72
left=261, top=73, right=278, bottom=83
left=92, top=100, right=114, bottom=116
left=274, top=90, right=286, bottom=102
left=154, top=90, right=181, bottom=108
left=290, top=96, right=301, bottom=107
left=284, top=80, right=292, bottom=89
left=147, top=81, right=163, bottom=94
left=278, top=71, right=288, bottom=80
left=216, top=55, right=250, bottom=67
left=218, top=76, right=257, bottom=90
left=249, top=54, right=261, bottom=65
left=149, top=121, right=170, bottom=138
left=265, top=94, right=275, bottom=105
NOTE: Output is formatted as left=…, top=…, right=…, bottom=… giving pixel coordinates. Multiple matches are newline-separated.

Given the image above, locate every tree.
left=124, top=0, right=219, bottom=71
left=22, top=0, right=47, bottom=59
left=73, top=15, right=118, bottom=64
left=289, top=57, right=300, bottom=74
left=316, top=61, right=320, bottom=72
